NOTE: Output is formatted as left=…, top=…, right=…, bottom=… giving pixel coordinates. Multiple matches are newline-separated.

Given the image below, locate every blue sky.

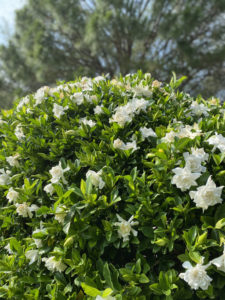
left=0, top=0, right=26, bottom=44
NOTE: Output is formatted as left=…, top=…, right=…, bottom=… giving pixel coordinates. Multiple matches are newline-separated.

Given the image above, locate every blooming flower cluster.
left=179, top=260, right=212, bottom=290
left=189, top=176, right=224, bottom=211
left=42, top=256, right=67, bottom=272
left=162, top=123, right=201, bottom=143
left=25, top=250, right=39, bottom=264
left=110, top=97, right=149, bottom=126
left=86, top=169, right=105, bottom=189
left=189, top=101, right=209, bottom=117
left=114, top=214, right=138, bottom=242
left=140, top=126, right=157, bottom=139
left=80, top=117, right=96, bottom=128
left=6, top=154, right=20, bottom=167
left=54, top=205, right=67, bottom=224
left=49, top=161, right=70, bottom=184
left=15, top=203, right=39, bottom=218
left=171, top=167, right=201, bottom=191
left=6, top=187, right=19, bottom=203
left=0, top=169, right=11, bottom=185
left=53, top=103, right=68, bottom=118
left=180, top=245, right=225, bottom=291
left=113, top=138, right=138, bottom=151
left=14, top=124, right=25, bottom=140
left=207, top=132, right=225, bottom=153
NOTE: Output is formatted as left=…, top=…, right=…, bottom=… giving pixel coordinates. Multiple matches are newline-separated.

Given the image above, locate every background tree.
left=0, top=0, right=225, bottom=108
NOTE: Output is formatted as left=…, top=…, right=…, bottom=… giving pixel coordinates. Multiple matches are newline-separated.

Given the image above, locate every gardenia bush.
left=1, top=72, right=225, bottom=299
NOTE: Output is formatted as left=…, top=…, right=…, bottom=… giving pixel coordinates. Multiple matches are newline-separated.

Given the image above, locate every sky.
left=0, top=0, right=26, bottom=44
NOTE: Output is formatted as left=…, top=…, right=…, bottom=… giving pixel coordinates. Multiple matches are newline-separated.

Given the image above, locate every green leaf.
left=36, top=206, right=50, bottom=216
left=101, top=288, right=113, bottom=297
left=139, top=274, right=150, bottom=283
left=149, top=283, right=162, bottom=295
left=195, top=232, right=207, bottom=246
left=189, top=250, right=202, bottom=264
left=188, top=226, right=198, bottom=244
left=103, top=263, right=114, bottom=289
left=159, top=271, right=169, bottom=290
left=81, top=283, right=100, bottom=297
left=215, top=218, right=225, bottom=229
left=135, top=259, right=141, bottom=274
left=73, top=186, right=84, bottom=199
left=80, top=179, right=86, bottom=195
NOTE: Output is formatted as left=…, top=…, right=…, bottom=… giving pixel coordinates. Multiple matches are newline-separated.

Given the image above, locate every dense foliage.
left=1, top=0, right=225, bottom=107
left=1, top=72, right=225, bottom=299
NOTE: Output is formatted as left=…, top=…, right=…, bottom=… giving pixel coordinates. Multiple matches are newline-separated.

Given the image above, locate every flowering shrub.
left=0, top=72, right=225, bottom=299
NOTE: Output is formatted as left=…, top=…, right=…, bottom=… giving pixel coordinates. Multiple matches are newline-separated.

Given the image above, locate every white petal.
left=182, top=261, right=192, bottom=269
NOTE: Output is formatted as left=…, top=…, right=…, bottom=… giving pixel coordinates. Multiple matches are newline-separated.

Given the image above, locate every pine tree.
left=1, top=0, right=225, bottom=107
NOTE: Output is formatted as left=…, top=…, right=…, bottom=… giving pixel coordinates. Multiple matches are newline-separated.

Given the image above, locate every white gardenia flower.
left=190, top=101, right=209, bottom=117
left=189, top=176, right=224, bottom=211
left=34, top=86, right=49, bottom=106
left=144, top=73, right=151, bottom=79
left=96, top=296, right=115, bottom=300
left=15, top=203, right=39, bottom=218
left=140, top=127, right=157, bottom=138
left=123, top=140, right=138, bottom=151
left=44, top=183, right=55, bottom=196
left=211, top=244, right=225, bottom=272
left=93, top=76, right=106, bottom=83
left=80, top=78, right=93, bottom=91
left=114, top=214, right=139, bottom=242
left=25, top=250, right=39, bottom=264
left=171, top=167, right=201, bottom=191
left=6, top=187, right=19, bottom=203
left=86, top=170, right=105, bottom=189
left=113, top=138, right=127, bottom=150
left=113, top=139, right=137, bottom=151
left=162, top=124, right=201, bottom=143
left=80, top=118, right=96, bottom=128
left=179, top=260, right=212, bottom=290
left=131, top=98, right=149, bottom=114
left=15, top=124, right=25, bottom=140
left=17, top=96, right=30, bottom=111
left=178, top=124, right=202, bottom=139
left=109, top=97, right=149, bottom=127
left=70, top=92, right=84, bottom=105
left=152, top=80, right=162, bottom=88
left=162, top=130, right=176, bottom=143
left=207, top=133, right=225, bottom=153
left=209, top=97, right=219, bottom=105
left=132, top=84, right=152, bottom=97
left=109, top=106, right=132, bottom=127
left=94, top=105, right=103, bottom=115
left=191, top=148, right=209, bottom=162
left=0, top=169, right=11, bottom=185
left=6, top=154, right=20, bottom=167
left=49, top=161, right=70, bottom=184
left=42, top=256, right=67, bottom=272
left=5, top=243, right=13, bottom=254
left=183, top=152, right=206, bottom=173
left=53, top=103, right=68, bottom=118
left=55, top=206, right=67, bottom=224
